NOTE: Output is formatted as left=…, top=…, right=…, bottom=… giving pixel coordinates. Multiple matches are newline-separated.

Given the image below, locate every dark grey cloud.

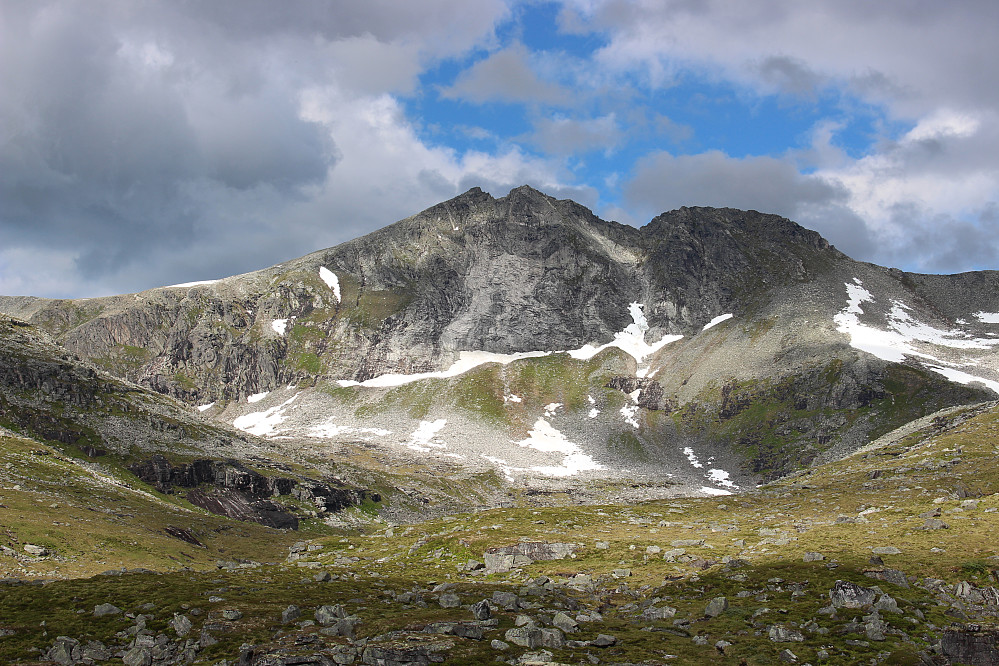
left=754, top=55, right=823, bottom=97
left=521, top=114, right=622, bottom=155
left=0, top=0, right=519, bottom=298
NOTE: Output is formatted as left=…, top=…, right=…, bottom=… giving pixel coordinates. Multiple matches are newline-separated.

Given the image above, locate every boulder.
left=705, top=597, right=728, bottom=617
left=93, top=603, right=122, bottom=617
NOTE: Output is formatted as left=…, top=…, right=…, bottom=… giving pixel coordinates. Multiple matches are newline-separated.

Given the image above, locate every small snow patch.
left=544, top=402, right=562, bottom=417
left=620, top=404, right=639, bottom=428
left=683, top=447, right=703, bottom=469
left=247, top=391, right=269, bottom=404
left=319, top=267, right=341, bottom=303
left=503, top=394, right=522, bottom=403
left=197, top=402, right=215, bottom=412
left=702, top=313, right=734, bottom=331
left=588, top=408, right=599, bottom=418
left=165, top=279, right=219, bottom=289
left=707, top=468, right=737, bottom=489
left=700, top=486, right=732, bottom=496
left=271, top=319, right=289, bottom=335
left=976, top=311, right=999, bottom=324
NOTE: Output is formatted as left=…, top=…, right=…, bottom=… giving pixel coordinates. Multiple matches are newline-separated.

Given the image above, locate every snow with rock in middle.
left=568, top=302, right=682, bottom=368
left=233, top=393, right=299, bottom=437
left=514, top=418, right=603, bottom=477
left=404, top=419, right=448, bottom=452
left=272, top=319, right=289, bottom=335
left=684, top=447, right=703, bottom=469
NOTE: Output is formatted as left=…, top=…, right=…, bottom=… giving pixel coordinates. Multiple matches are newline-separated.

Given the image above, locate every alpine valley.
left=3, top=186, right=999, bottom=665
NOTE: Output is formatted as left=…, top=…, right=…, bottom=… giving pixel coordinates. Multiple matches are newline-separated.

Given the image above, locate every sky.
left=2, top=0, right=999, bottom=298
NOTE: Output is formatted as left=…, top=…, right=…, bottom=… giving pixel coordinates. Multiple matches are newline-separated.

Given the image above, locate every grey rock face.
left=768, top=624, right=805, bottom=642
left=483, top=542, right=578, bottom=572
left=942, top=624, right=999, bottom=666
left=830, top=580, right=877, bottom=609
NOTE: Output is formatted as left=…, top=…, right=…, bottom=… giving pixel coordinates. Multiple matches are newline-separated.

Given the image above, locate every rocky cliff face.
left=3, top=186, right=999, bottom=485
left=0, top=315, right=376, bottom=527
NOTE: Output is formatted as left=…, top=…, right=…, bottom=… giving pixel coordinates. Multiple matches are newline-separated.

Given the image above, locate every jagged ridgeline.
left=3, top=185, right=999, bottom=490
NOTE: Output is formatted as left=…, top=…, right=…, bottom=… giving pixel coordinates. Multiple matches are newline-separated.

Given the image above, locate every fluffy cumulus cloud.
left=2, top=0, right=998, bottom=297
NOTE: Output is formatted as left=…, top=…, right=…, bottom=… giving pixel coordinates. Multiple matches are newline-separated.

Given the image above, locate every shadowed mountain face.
left=2, top=186, right=998, bottom=488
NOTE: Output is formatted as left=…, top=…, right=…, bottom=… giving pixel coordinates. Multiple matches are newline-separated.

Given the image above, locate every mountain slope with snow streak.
left=3, top=185, right=998, bottom=492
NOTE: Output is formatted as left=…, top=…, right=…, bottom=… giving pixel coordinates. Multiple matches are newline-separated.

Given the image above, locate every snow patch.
left=247, top=391, right=269, bottom=403
left=976, top=312, right=999, bottom=324
left=165, top=279, right=218, bottom=289
left=700, top=486, right=732, bottom=496
left=338, top=350, right=549, bottom=388
left=337, top=303, right=682, bottom=389
left=543, top=402, right=562, bottom=417
left=272, top=319, right=289, bottom=335
left=503, top=394, right=522, bottom=403
left=925, top=365, right=999, bottom=394
left=514, top=418, right=604, bottom=477
left=702, top=313, right=734, bottom=331
left=835, top=281, right=999, bottom=357
left=683, top=447, right=703, bottom=469
left=588, top=408, right=599, bottom=418
left=405, top=419, right=448, bottom=452
left=233, top=393, right=299, bottom=437
left=620, top=404, right=640, bottom=428
left=707, top=468, right=737, bottom=489
left=197, top=402, right=215, bottom=412
left=308, top=419, right=391, bottom=439
left=319, top=267, right=341, bottom=303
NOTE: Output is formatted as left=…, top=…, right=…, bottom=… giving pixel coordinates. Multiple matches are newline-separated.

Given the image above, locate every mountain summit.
left=2, top=186, right=998, bottom=491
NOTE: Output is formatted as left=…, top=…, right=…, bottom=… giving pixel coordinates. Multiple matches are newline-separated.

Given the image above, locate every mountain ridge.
left=2, top=185, right=998, bottom=488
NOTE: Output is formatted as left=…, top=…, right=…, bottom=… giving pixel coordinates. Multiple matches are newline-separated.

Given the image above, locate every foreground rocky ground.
left=4, top=401, right=999, bottom=664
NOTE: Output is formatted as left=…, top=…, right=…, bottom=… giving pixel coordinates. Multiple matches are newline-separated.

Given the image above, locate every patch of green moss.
left=607, top=431, right=648, bottom=462
left=450, top=366, right=506, bottom=423
left=293, top=352, right=325, bottom=374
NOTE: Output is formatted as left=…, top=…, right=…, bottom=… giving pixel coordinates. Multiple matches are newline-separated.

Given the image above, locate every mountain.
left=6, top=186, right=999, bottom=665
left=3, top=185, right=999, bottom=492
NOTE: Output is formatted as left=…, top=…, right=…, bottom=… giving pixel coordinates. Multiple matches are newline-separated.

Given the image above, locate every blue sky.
left=2, top=0, right=998, bottom=297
